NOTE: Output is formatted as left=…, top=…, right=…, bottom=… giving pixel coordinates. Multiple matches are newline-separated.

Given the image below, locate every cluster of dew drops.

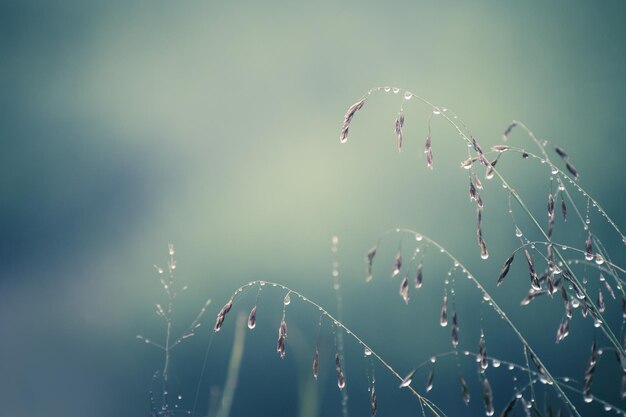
left=377, top=86, right=449, bottom=117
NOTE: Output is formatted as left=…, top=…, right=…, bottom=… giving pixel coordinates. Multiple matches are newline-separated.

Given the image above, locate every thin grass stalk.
left=215, top=312, right=246, bottom=417
left=330, top=236, right=349, bottom=417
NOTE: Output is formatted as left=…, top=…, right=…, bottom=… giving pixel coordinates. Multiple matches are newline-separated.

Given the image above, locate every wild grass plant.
left=141, top=87, right=625, bottom=417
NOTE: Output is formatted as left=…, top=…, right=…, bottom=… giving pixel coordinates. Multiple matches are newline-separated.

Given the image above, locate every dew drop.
left=392, top=87, right=400, bottom=94
left=284, top=293, right=291, bottom=305
left=404, top=91, right=413, bottom=100
left=384, top=86, right=391, bottom=92
left=515, top=227, right=523, bottom=237
left=248, top=306, right=257, bottom=329
left=415, top=234, right=423, bottom=241
left=364, top=347, right=372, bottom=356
left=338, top=377, right=346, bottom=389
left=432, top=107, right=441, bottom=115
left=492, top=359, right=501, bottom=368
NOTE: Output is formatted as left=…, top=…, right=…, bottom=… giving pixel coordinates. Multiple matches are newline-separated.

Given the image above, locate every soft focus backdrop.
left=1, top=1, right=625, bottom=416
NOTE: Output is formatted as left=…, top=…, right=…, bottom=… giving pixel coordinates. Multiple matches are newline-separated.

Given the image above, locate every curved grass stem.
left=223, top=280, right=447, bottom=417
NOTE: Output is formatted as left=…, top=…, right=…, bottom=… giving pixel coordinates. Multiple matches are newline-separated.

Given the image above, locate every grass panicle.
left=141, top=87, right=625, bottom=417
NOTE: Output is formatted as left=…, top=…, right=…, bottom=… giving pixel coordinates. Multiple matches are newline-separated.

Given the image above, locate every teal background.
left=1, top=1, right=625, bottom=416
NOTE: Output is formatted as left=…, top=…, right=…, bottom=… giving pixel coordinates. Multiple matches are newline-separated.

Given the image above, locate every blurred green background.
left=1, top=1, right=625, bottom=416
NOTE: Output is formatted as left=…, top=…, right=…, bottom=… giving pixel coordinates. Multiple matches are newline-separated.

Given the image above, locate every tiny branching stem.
left=144, top=245, right=213, bottom=416
left=162, top=264, right=175, bottom=409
